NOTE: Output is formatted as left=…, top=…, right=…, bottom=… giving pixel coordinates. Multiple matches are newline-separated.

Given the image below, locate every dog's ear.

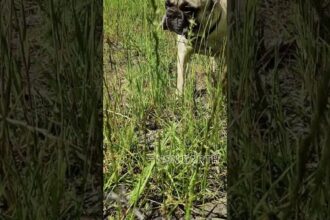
left=165, top=0, right=174, bottom=7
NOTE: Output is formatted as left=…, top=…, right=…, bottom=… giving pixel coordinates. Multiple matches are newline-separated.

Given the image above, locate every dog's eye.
left=165, top=0, right=173, bottom=7
left=183, top=6, right=195, bottom=12
left=180, top=4, right=197, bottom=14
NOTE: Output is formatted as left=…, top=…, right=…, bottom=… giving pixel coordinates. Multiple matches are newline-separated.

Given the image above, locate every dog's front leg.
left=177, top=35, right=192, bottom=95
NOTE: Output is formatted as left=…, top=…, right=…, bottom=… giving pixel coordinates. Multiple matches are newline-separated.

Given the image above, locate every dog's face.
left=162, top=0, right=208, bottom=36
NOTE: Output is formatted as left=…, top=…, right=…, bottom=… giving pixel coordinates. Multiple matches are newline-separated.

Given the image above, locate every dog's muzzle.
left=162, top=8, right=190, bottom=36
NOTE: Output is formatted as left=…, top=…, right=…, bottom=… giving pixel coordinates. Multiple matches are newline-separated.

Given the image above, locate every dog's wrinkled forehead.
left=166, top=0, right=202, bottom=8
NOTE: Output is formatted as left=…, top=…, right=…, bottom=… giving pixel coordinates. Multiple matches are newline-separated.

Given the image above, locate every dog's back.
left=190, top=0, right=227, bottom=56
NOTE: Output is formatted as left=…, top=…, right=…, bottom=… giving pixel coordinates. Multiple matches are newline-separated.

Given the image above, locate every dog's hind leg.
left=177, top=35, right=192, bottom=96
left=210, top=56, right=219, bottom=87
left=210, top=56, right=227, bottom=95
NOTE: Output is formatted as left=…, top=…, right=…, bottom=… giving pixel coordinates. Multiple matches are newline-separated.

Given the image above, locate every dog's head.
left=162, top=0, right=208, bottom=36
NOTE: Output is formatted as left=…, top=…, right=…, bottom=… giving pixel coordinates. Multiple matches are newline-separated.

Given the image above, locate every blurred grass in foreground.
left=0, top=0, right=102, bottom=219
left=228, top=0, right=330, bottom=219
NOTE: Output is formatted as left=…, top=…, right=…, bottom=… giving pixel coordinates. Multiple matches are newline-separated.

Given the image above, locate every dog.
left=162, top=0, right=227, bottom=95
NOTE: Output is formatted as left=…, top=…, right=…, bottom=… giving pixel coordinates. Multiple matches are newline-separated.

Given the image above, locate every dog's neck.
left=193, top=2, right=224, bottom=41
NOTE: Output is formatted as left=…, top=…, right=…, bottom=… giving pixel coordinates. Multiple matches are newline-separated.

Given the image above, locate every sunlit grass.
left=103, top=0, right=227, bottom=219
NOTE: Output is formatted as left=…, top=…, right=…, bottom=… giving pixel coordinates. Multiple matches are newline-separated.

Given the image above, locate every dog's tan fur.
left=163, top=0, right=227, bottom=95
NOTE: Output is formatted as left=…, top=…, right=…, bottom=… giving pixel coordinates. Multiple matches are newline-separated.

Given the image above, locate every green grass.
left=0, top=1, right=102, bottom=219
left=1, top=0, right=329, bottom=219
left=227, top=1, right=330, bottom=219
left=103, top=0, right=227, bottom=219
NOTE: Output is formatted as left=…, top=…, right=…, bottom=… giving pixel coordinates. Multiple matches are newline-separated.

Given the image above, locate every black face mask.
left=163, top=1, right=199, bottom=36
